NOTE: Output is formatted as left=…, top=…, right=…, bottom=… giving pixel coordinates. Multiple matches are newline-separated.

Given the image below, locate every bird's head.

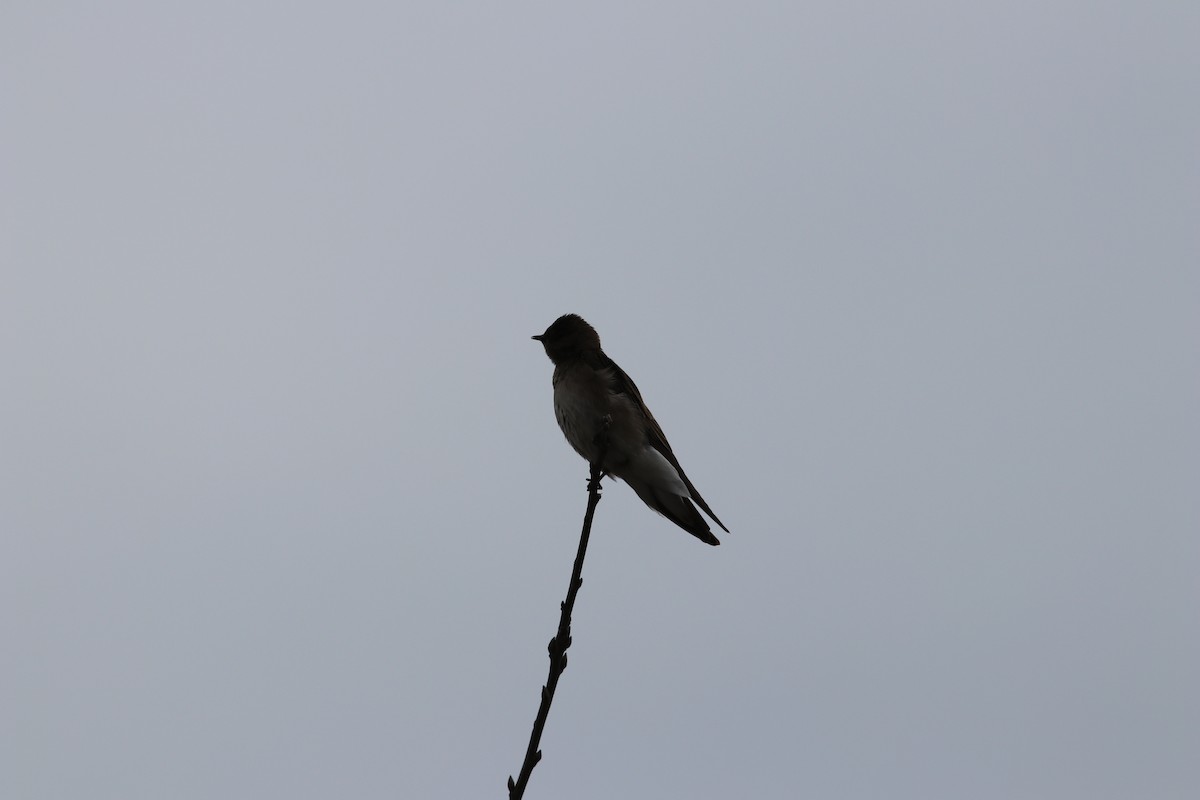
left=532, top=314, right=602, bottom=364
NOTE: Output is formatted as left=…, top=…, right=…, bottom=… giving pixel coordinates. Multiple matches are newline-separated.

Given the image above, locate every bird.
left=532, top=314, right=729, bottom=546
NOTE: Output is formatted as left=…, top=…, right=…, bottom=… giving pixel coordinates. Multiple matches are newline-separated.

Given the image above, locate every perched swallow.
left=532, top=314, right=729, bottom=546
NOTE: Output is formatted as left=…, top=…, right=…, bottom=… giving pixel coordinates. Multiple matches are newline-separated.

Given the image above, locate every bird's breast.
left=552, top=371, right=606, bottom=463
left=552, top=364, right=643, bottom=469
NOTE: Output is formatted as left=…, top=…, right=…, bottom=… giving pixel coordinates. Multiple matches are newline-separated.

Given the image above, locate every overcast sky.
left=2, top=2, right=1197, bottom=799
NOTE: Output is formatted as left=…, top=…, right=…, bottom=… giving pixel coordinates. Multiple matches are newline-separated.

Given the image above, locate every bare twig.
left=507, top=451, right=607, bottom=799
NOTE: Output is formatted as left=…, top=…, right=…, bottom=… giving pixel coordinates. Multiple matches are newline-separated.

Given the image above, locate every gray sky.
left=2, top=2, right=1197, bottom=798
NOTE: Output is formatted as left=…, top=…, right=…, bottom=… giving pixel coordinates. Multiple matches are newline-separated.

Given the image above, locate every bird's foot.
left=586, top=471, right=607, bottom=493
left=587, top=416, right=611, bottom=493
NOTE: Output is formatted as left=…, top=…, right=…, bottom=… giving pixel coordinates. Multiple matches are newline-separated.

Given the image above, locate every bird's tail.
left=624, top=477, right=721, bottom=546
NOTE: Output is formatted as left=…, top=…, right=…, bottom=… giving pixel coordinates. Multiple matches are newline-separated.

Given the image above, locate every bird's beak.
left=531, top=334, right=544, bottom=341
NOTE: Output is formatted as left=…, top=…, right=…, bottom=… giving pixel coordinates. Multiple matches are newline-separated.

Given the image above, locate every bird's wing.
left=597, top=352, right=729, bottom=533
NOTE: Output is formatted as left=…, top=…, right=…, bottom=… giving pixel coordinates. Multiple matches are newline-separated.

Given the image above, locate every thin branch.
left=507, top=449, right=607, bottom=799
